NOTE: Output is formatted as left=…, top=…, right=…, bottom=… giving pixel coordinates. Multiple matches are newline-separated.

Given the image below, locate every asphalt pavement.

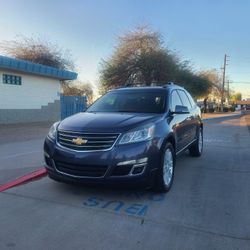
left=0, top=115, right=250, bottom=250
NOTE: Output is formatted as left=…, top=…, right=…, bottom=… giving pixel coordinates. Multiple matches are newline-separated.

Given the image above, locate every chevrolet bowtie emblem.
left=72, top=137, right=88, bottom=145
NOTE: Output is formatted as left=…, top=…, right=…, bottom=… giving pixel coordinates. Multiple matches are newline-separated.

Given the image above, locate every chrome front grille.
left=57, top=130, right=120, bottom=151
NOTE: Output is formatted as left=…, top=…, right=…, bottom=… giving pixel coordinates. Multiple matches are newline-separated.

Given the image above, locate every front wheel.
left=189, top=127, right=203, bottom=157
left=154, top=142, right=175, bottom=193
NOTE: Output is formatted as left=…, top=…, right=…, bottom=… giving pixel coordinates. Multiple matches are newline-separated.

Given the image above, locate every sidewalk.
left=202, top=111, right=241, bottom=120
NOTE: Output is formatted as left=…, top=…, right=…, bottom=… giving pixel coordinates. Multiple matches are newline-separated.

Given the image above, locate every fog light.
left=132, top=166, right=145, bottom=175
left=44, top=151, right=54, bottom=169
left=116, top=157, right=148, bottom=176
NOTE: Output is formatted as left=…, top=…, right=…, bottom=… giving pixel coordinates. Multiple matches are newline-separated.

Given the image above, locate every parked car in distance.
left=44, top=83, right=203, bottom=192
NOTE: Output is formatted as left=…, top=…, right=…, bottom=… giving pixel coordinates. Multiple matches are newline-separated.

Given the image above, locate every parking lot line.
left=0, top=168, right=47, bottom=192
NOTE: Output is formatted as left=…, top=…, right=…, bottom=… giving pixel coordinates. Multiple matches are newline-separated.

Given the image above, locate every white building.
left=0, top=55, right=77, bottom=124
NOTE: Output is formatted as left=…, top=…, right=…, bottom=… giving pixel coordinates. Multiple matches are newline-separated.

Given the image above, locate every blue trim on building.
left=0, top=55, right=77, bottom=80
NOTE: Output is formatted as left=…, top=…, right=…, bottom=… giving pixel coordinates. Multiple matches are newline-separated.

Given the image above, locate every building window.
left=3, top=74, right=22, bottom=85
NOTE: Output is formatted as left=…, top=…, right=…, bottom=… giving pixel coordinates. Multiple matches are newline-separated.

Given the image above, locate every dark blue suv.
left=44, top=83, right=203, bottom=192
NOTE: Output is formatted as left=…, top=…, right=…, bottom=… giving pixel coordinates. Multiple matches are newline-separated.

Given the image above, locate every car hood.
left=58, top=112, right=160, bottom=133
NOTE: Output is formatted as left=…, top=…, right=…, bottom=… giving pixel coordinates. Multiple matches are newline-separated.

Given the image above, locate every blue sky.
left=1, top=0, right=250, bottom=98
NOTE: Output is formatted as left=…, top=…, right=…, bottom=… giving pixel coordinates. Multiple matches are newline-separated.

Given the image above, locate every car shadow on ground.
left=37, top=152, right=191, bottom=218
left=47, top=175, right=168, bottom=218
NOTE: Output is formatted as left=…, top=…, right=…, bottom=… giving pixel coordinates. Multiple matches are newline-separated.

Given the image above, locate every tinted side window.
left=185, top=91, right=196, bottom=108
left=171, top=90, right=183, bottom=111
left=177, top=90, right=192, bottom=109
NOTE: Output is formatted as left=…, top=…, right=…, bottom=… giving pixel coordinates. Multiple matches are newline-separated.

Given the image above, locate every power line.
left=230, top=81, right=250, bottom=84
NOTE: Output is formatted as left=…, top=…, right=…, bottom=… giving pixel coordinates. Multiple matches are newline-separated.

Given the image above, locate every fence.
left=60, top=95, right=87, bottom=120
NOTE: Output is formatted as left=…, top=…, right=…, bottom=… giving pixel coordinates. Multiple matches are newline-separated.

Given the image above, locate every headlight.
left=48, top=122, right=60, bottom=140
left=118, top=124, right=154, bottom=145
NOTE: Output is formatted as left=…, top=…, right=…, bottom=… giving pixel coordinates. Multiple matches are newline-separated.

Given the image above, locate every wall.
left=0, top=69, right=60, bottom=109
left=0, top=69, right=60, bottom=124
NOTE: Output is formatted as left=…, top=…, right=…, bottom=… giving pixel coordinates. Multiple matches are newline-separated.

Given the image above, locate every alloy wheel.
left=163, top=148, right=174, bottom=186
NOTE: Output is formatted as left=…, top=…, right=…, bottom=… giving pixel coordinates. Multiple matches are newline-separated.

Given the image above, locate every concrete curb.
left=0, top=168, right=47, bottom=192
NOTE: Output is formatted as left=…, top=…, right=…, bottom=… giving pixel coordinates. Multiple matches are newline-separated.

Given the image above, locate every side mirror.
left=172, top=105, right=189, bottom=114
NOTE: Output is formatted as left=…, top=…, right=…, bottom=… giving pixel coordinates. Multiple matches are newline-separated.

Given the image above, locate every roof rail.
left=163, top=82, right=175, bottom=88
left=114, top=84, right=139, bottom=89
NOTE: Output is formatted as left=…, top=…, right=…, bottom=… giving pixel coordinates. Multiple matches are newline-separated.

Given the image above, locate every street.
left=0, top=115, right=250, bottom=250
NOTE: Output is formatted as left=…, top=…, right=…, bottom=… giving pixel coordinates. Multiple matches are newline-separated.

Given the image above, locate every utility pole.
left=221, top=54, right=229, bottom=112
left=227, top=80, right=230, bottom=104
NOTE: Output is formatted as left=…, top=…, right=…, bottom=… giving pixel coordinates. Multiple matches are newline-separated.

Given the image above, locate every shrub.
left=208, top=107, right=214, bottom=113
left=230, top=106, right=236, bottom=112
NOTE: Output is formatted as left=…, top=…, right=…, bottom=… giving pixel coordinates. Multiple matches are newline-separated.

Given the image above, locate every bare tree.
left=99, top=26, right=211, bottom=99
left=1, top=35, right=98, bottom=104
left=0, top=35, right=75, bottom=71
left=61, top=81, right=94, bottom=104
left=198, top=69, right=224, bottom=112
left=100, top=26, right=178, bottom=90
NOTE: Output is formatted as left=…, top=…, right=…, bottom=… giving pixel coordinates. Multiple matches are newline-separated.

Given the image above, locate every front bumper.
left=44, top=136, right=161, bottom=187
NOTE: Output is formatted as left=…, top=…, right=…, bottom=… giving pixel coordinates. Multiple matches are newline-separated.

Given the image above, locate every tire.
left=189, top=126, right=203, bottom=157
left=154, top=142, right=175, bottom=193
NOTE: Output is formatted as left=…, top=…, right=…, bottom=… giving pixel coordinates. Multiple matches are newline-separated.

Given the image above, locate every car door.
left=169, top=90, right=188, bottom=152
left=177, top=90, right=196, bottom=144
left=185, top=90, right=200, bottom=141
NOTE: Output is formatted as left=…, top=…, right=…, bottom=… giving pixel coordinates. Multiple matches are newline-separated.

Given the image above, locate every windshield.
left=87, top=90, right=167, bottom=113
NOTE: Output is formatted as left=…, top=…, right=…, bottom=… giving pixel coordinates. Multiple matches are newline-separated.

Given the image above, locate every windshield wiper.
left=115, top=110, right=137, bottom=112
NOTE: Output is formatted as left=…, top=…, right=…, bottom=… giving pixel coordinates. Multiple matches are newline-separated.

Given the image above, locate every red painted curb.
left=0, top=168, right=47, bottom=192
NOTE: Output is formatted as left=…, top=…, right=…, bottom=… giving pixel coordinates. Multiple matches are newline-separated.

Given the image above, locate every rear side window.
left=171, top=90, right=183, bottom=111
left=177, top=90, right=192, bottom=110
